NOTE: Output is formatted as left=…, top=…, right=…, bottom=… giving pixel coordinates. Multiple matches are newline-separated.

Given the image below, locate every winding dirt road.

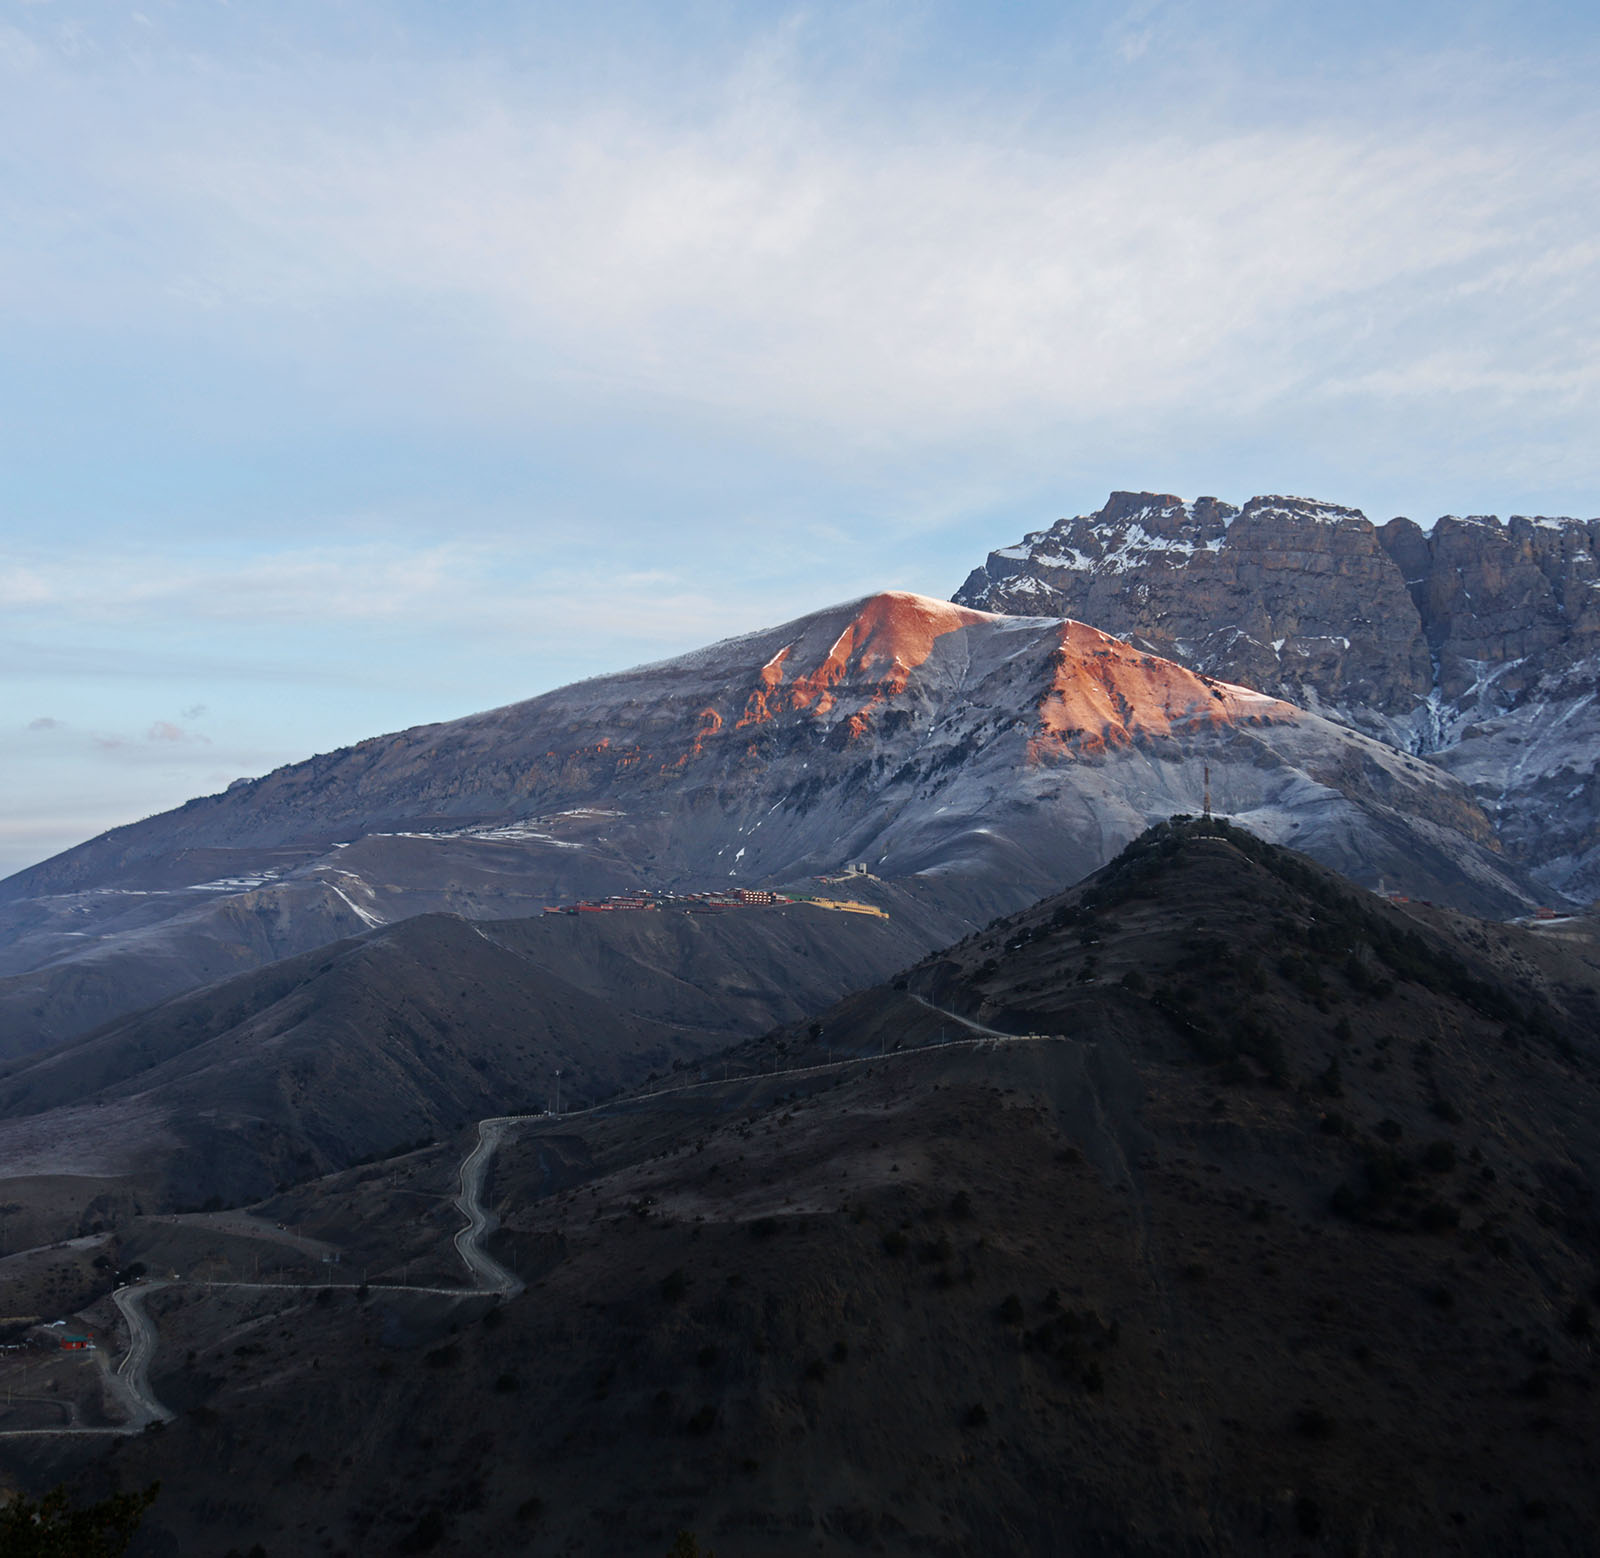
left=108, top=1281, right=175, bottom=1427
left=0, top=1282, right=174, bottom=1438
left=452, top=1119, right=523, bottom=1299
left=0, top=1004, right=1057, bottom=1436
left=0, top=1115, right=524, bottom=1435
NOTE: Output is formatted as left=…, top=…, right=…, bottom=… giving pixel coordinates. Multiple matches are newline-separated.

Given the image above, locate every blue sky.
left=4, top=0, right=1599, bottom=877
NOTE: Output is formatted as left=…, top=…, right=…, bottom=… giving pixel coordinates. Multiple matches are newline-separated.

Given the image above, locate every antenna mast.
left=1203, top=763, right=1212, bottom=819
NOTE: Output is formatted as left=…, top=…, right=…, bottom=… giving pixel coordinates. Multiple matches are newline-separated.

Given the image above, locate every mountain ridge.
left=0, top=876, right=968, bottom=1219
left=0, top=590, right=1547, bottom=1058
left=955, top=491, right=1600, bottom=898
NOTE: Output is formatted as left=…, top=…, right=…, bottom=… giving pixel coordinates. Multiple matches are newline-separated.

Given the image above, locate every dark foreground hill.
left=10, top=822, right=1596, bottom=1556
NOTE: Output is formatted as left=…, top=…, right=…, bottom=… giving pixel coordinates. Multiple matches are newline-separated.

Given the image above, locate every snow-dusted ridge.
left=956, top=489, right=1600, bottom=902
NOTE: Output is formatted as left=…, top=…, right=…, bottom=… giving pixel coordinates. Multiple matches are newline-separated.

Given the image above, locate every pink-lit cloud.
left=147, top=719, right=209, bottom=744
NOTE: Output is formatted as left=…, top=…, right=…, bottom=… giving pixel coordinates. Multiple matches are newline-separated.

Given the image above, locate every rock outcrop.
left=956, top=494, right=1600, bottom=900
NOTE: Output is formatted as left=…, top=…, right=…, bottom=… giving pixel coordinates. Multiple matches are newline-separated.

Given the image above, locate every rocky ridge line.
left=955, top=492, right=1600, bottom=900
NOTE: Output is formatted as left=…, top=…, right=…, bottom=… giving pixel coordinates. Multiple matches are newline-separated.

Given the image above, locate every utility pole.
left=554, top=1069, right=561, bottom=1117
left=1203, top=763, right=1212, bottom=820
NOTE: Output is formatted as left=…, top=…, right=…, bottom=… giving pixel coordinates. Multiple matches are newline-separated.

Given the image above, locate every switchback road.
left=452, top=1119, right=523, bottom=1298
left=109, top=1281, right=174, bottom=1427
left=0, top=1004, right=1058, bottom=1435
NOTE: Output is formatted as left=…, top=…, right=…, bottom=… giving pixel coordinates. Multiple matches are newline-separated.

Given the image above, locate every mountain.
left=954, top=491, right=1600, bottom=901
left=70, top=822, right=1600, bottom=1556
left=0, top=876, right=961, bottom=1223
left=0, top=593, right=1545, bottom=1056
left=0, top=825, right=657, bottom=1059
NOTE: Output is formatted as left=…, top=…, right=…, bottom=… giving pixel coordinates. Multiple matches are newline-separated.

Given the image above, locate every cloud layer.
left=4, top=9, right=1599, bottom=496
left=13, top=50, right=1600, bottom=448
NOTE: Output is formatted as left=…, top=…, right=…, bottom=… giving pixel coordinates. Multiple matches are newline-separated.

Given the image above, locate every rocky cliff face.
left=957, top=492, right=1435, bottom=727
left=956, top=494, right=1600, bottom=900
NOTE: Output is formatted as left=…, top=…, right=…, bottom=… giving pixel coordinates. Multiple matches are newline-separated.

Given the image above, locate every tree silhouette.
left=0, top=1482, right=159, bottom=1557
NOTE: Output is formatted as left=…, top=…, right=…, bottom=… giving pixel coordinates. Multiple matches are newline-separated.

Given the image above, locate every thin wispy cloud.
left=0, top=539, right=756, bottom=650
left=0, top=12, right=1595, bottom=476
left=1, top=543, right=472, bottom=623
left=147, top=719, right=208, bottom=744
left=19, top=55, right=1598, bottom=464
